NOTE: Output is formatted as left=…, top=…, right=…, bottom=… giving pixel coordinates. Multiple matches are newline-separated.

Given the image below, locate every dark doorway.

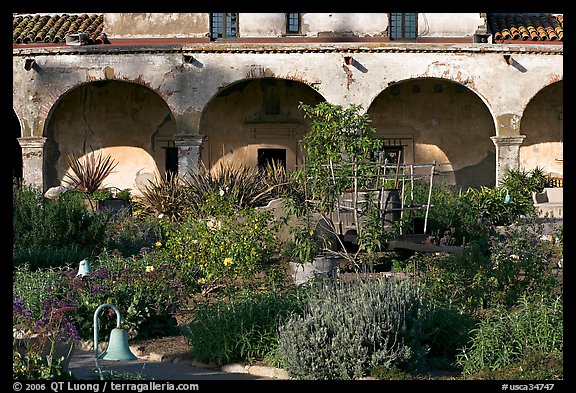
left=258, top=148, right=286, bottom=171
left=165, top=147, right=178, bottom=175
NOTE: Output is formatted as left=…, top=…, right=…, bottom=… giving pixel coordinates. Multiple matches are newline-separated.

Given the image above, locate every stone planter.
left=289, top=255, right=340, bottom=286
left=83, top=198, right=131, bottom=214
left=13, top=333, right=77, bottom=371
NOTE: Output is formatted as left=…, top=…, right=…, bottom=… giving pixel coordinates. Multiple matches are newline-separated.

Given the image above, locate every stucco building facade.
left=13, top=13, right=563, bottom=194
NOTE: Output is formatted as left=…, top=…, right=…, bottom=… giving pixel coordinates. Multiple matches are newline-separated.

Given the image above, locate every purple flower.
left=13, top=294, right=33, bottom=323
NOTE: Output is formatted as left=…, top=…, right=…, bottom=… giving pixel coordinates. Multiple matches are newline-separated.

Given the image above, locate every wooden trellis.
left=326, top=156, right=450, bottom=240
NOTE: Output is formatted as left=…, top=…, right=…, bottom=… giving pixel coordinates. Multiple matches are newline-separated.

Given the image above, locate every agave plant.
left=63, top=150, right=118, bottom=193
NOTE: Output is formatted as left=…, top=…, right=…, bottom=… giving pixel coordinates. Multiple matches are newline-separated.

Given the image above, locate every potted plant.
left=285, top=220, right=340, bottom=286
left=63, top=150, right=131, bottom=213
left=279, top=175, right=340, bottom=285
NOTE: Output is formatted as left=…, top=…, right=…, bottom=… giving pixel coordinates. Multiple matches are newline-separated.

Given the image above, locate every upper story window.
left=390, top=13, right=417, bottom=39
left=211, top=13, right=238, bottom=39
left=286, top=13, right=300, bottom=34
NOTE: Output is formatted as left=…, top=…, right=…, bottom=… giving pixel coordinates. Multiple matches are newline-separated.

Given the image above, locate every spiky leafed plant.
left=261, top=159, right=297, bottom=200
left=63, top=150, right=118, bottom=193
left=133, top=171, right=189, bottom=222
left=184, top=161, right=289, bottom=211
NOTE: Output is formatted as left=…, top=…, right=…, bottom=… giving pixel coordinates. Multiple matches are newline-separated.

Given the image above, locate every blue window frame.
left=211, top=13, right=238, bottom=39
left=390, top=13, right=417, bottom=39
left=286, top=13, right=300, bottom=34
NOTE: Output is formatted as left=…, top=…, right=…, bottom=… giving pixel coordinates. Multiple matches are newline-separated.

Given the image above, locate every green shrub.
left=104, top=211, right=165, bottom=257
left=13, top=265, right=63, bottom=320
left=468, top=350, right=563, bottom=380
left=406, top=181, right=491, bottom=246
left=369, top=366, right=415, bottom=380
left=277, top=276, right=427, bottom=380
left=485, top=218, right=560, bottom=307
left=13, top=185, right=111, bottom=270
left=182, top=288, right=307, bottom=366
left=456, top=293, right=563, bottom=375
left=13, top=351, right=75, bottom=380
left=456, top=167, right=545, bottom=228
left=418, top=217, right=560, bottom=313
left=420, top=305, right=477, bottom=364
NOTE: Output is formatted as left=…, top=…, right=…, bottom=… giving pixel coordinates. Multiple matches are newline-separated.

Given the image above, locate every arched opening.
left=368, top=78, right=496, bottom=190
left=200, top=77, right=325, bottom=173
left=44, top=80, right=177, bottom=194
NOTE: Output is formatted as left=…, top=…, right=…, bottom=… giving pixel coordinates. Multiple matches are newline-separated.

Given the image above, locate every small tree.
left=298, top=101, right=383, bottom=215
left=293, top=102, right=387, bottom=269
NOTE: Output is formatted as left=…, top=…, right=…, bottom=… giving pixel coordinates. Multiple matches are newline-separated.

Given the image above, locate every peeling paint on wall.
left=342, top=64, right=355, bottom=89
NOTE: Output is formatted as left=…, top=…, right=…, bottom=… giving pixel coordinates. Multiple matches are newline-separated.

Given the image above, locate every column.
left=490, top=135, right=526, bottom=187
left=18, top=136, right=47, bottom=191
left=175, top=134, right=205, bottom=176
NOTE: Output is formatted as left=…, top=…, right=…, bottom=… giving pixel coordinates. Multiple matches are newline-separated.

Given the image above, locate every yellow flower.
left=155, top=241, right=162, bottom=247
left=145, top=265, right=155, bottom=272
left=223, top=257, right=233, bottom=267
left=197, top=277, right=206, bottom=284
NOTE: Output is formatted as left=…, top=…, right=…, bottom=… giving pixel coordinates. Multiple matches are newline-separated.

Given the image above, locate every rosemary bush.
left=277, top=276, right=427, bottom=380
left=456, top=293, right=563, bottom=376
left=13, top=185, right=111, bottom=270
left=182, top=288, right=307, bottom=366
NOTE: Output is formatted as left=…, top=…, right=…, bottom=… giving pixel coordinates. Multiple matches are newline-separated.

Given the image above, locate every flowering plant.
left=55, top=253, right=185, bottom=340
left=13, top=294, right=79, bottom=380
left=163, top=191, right=281, bottom=294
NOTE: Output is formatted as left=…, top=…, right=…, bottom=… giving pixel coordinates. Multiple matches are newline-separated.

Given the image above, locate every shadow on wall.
left=454, top=150, right=496, bottom=189
left=43, top=138, right=62, bottom=190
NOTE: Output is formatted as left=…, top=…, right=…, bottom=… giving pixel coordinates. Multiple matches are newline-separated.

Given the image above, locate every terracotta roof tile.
left=487, top=13, right=563, bottom=42
left=13, top=13, right=109, bottom=45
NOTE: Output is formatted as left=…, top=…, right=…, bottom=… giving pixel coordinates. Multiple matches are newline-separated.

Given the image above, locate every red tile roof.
left=12, top=13, right=108, bottom=45
left=487, top=13, right=563, bottom=42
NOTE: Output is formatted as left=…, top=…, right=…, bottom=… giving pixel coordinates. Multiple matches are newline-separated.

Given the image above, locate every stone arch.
left=367, top=77, right=496, bottom=189
left=199, top=77, right=326, bottom=172
left=519, top=80, right=563, bottom=177
left=43, top=79, right=177, bottom=194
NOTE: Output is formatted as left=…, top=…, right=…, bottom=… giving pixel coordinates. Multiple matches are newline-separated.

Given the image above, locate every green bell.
left=76, top=259, right=93, bottom=277
left=99, top=328, right=137, bottom=361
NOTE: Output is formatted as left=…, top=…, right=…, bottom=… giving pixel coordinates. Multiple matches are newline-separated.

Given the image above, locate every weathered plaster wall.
left=417, top=13, right=485, bottom=37
left=368, top=79, right=496, bottom=188
left=300, top=13, right=389, bottom=37
left=13, top=43, right=563, bottom=192
left=104, top=13, right=209, bottom=38
left=200, top=79, right=323, bottom=171
left=100, top=13, right=485, bottom=39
